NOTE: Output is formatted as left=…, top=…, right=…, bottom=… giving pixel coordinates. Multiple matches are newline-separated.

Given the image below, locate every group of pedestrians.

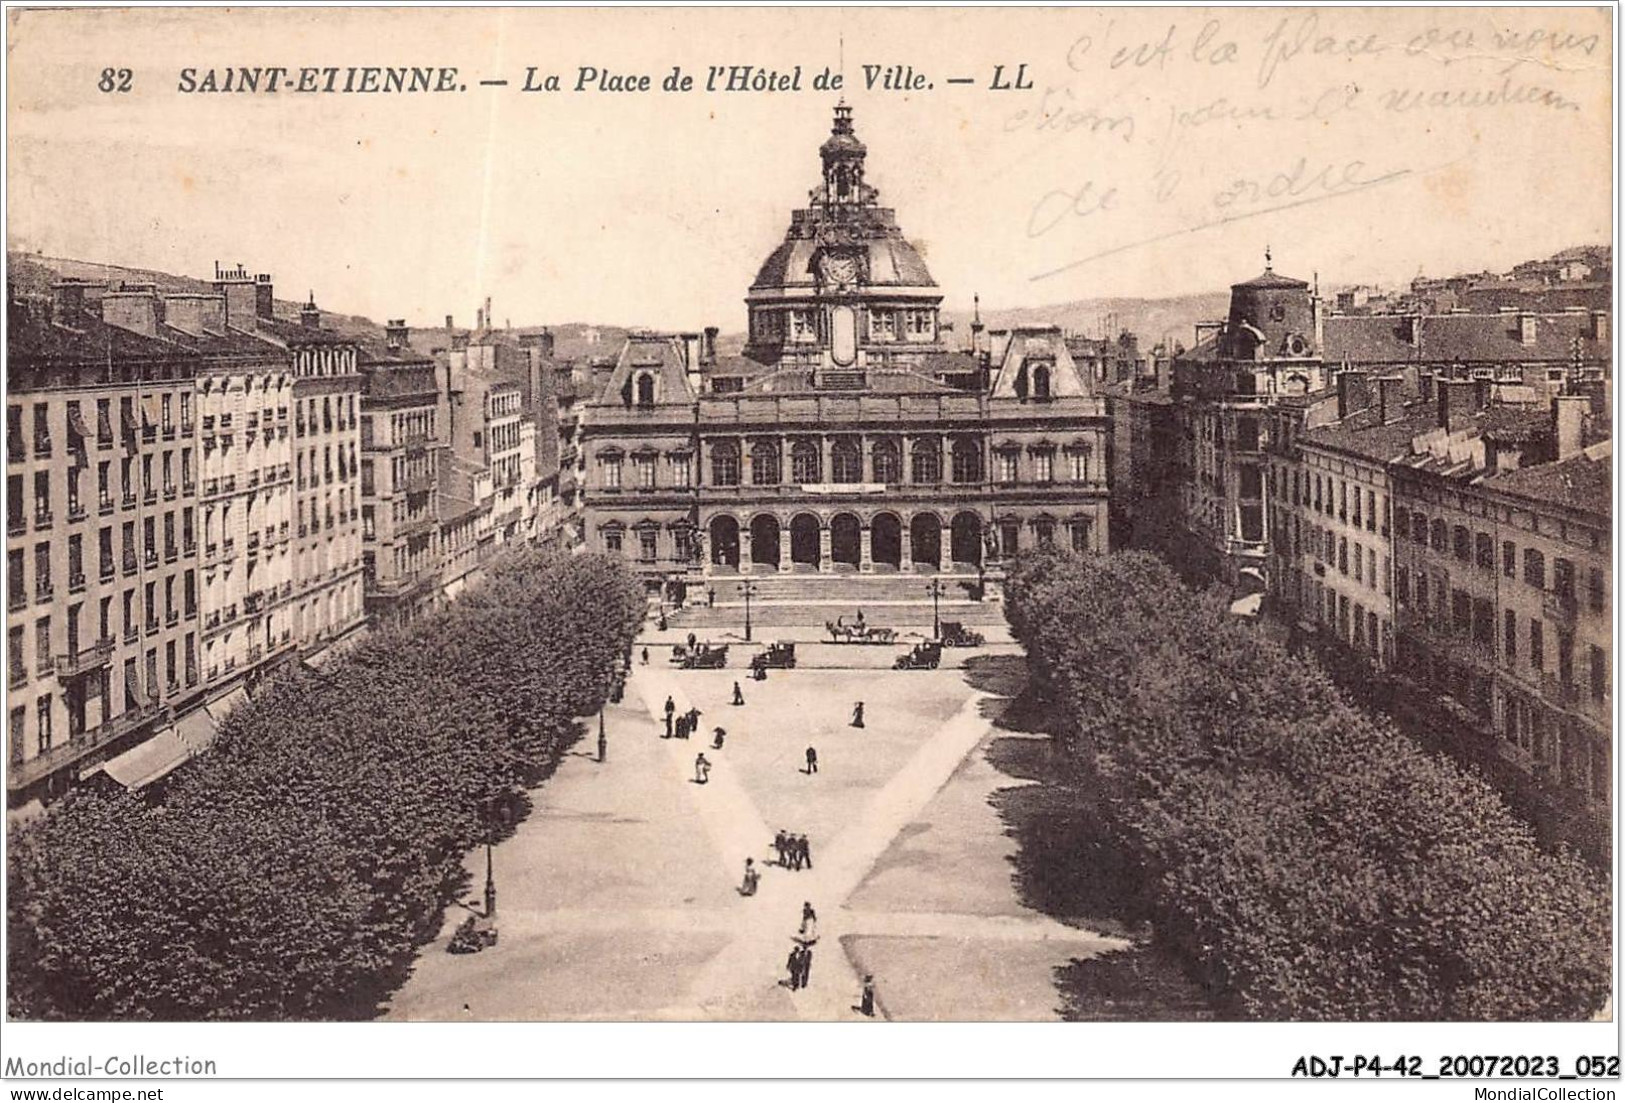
left=773, top=829, right=813, bottom=870
left=663, top=697, right=703, bottom=741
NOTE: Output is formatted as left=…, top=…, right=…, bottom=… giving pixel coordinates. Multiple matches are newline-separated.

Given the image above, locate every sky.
left=7, top=6, right=1614, bottom=331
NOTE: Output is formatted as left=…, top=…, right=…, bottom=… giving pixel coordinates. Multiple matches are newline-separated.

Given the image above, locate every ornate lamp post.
left=925, top=578, right=947, bottom=640
left=738, top=579, right=759, bottom=642
left=598, top=707, right=608, bottom=763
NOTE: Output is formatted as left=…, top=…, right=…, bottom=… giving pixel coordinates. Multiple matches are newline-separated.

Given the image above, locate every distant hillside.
left=941, top=292, right=1233, bottom=351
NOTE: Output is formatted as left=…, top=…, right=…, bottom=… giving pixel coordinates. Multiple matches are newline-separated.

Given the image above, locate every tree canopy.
left=8, top=550, right=645, bottom=1020
left=1004, top=548, right=1609, bottom=1021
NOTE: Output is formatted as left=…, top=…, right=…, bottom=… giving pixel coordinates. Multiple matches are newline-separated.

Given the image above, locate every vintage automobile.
left=751, top=641, right=797, bottom=671
left=939, top=621, right=985, bottom=648
left=447, top=914, right=498, bottom=954
left=893, top=639, right=943, bottom=670
left=680, top=643, right=729, bottom=669
left=826, top=616, right=897, bottom=644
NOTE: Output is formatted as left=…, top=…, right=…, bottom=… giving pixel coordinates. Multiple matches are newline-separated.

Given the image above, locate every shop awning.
left=97, top=723, right=204, bottom=791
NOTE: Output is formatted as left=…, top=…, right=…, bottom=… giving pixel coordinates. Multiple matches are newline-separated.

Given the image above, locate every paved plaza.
left=387, top=640, right=1130, bottom=1021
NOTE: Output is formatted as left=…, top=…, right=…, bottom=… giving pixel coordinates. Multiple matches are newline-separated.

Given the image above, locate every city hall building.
left=580, top=105, right=1111, bottom=594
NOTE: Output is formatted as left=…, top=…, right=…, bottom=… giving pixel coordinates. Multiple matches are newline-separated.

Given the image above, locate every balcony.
left=143, top=549, right=158, bottom=569
left=68, top=570, right=86, bottom=593
left=33, top=435, right=52, bottom=459
left=54, top=637, right=116, bottom=680
left=163, top=485, right=177, bottom=502
left=205, top=611, right=220, bottom=629
left=6, top=701, right=172, bottom=793
left=222, top=537, right=235, bottom=556
left=246, top=471, right=260, bottom=490
left=8, top=514, right=24, bottom=537
left=163, top=546, right=178, bottom=564
left=142, top=488, right=158, bottom=506
left=34, top=581, right=53, bottom=603
left=34, top=508, right=52, bottom=529
left=122, top=552, right=138, bottom=575
left=165, top=610, right=179, bottom=627
left=67, top=503, right=87, bottom=523
left=203, top=477, right=220, bottom=497
left=222, top=475, right=237, bottom=494
left=98, top=499, right=115, bottom=517
left=99, top=559, right=115, bottom=582
left=121, top=493, right=136, bottom=511
left=8, top=588, right=25, bottom=613
left=246, top=533, right=261, bottom=555
left=243, top=590, right=264, bottom=614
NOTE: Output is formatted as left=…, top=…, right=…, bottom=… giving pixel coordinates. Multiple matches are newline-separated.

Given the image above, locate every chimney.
left=446, top=314, right=455, bottom=330
left=539, top=327, right=555, bottom=358
left=254, top=273, right=274, bottom=319
left=51, top=280, right=90, bottom=325
left=1376, top=375, right=1403, bottom=424
left=1437, top=378, right=1483, bottom=432
left=1591, top=311, right=1609, bottom=342
left=1553, top=394, right=1587, bottom=460
left=476, top=308, right=485, bottom=331
left=1405, top=314, right=1423, bottom=348
left=100, top=288, right=161, bottom=337
left=702, top=326, right=719, bottom=366
left=1336, top=370, right=1373, bottom=421
left=212, top=262, right=259, bottom=330
left=300, top=292, right=321, bottom=329
left=385, top=319, right=409, bottom=349
left=1518, top=312, right=1538, bottom=346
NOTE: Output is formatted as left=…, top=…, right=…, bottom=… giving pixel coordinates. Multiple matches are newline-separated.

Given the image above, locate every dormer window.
left=1032, top=363, right=1052, bottom=401
left=635, top=372, right=656, bottom=407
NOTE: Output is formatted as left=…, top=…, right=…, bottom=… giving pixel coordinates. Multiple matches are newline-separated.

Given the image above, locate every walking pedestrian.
left=694, top=753, right=711, bottom=784
left=774, top=829, right=789, bottom=867
left=851, top=701, right=865, bottom=728
left=676, top=714, right=690, bottom=740
left=664, top=695, right=675, bottom=722
left=788, top=835, right=803, bottom=871
left=707, top=586, right=716, bottom=608
left=799, top=834, right=813, bottom=870
left=687, top=707, right=702, bottom=736
left=712, top=726, right=726, bottom=750
left=805, top=746, right=818, bottom=774
left=858, top=975, right=876, bottom=1017
left=732, top=681, right=745, bottom=706
left=658, top=612, right=668, bottom=632
left=798, top=946, right=814, bottom=989
left=739, top=858, right=759, bottom=896
left=798, top=902, right=818, bottom=944
left=641, top=647, right=649, bottom=665
left=753, top=663, right=767, bottom=682
left=687, top=632, right=697, bottom=651
left=784, top=946, right=803, bottom=991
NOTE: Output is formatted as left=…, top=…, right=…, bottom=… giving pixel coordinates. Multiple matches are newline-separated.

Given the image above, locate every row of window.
left=8, top=569, right=199, bottom=685
left=8, top=395, right=197, bottom=463
left=598, top=439, right=1096, bottom=489
left=1395, top=506, right=1606, bottom=610
left=1295, top=468, right=1385, bottom=536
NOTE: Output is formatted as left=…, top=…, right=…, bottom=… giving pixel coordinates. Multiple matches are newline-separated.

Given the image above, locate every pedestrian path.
left=389, top=654, right=1129, bottom=1022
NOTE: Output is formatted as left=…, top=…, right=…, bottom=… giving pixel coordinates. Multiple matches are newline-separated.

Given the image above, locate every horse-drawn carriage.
left=894, top=639, right=943, bottom=670
left=750, top=641, right=797, bottom=672
left=673, top=641, right=729, bottom=669
left=826, top=616, right=897, bottom=645
left=939, top=621, right=985, bottom=648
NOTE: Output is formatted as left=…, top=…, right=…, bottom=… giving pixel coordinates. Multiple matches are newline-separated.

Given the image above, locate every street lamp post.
left=483, top=799, right=498, bottom=919
left=739, top=580, right=759, bottom=642
left=598, top=708, right=607, bottom=763
left=926, top=578, right=946, bottom=640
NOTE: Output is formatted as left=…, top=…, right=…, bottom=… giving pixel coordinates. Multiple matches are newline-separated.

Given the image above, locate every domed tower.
left=746, top=103, right=946, bottom=387
left=1221, top=249, right=1318, bottom=362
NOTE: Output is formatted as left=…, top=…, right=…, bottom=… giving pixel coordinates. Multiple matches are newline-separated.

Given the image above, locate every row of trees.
left=1004, top=549, right=1609, bottom=1021
left=8, top=550, right=646, bottom=1020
